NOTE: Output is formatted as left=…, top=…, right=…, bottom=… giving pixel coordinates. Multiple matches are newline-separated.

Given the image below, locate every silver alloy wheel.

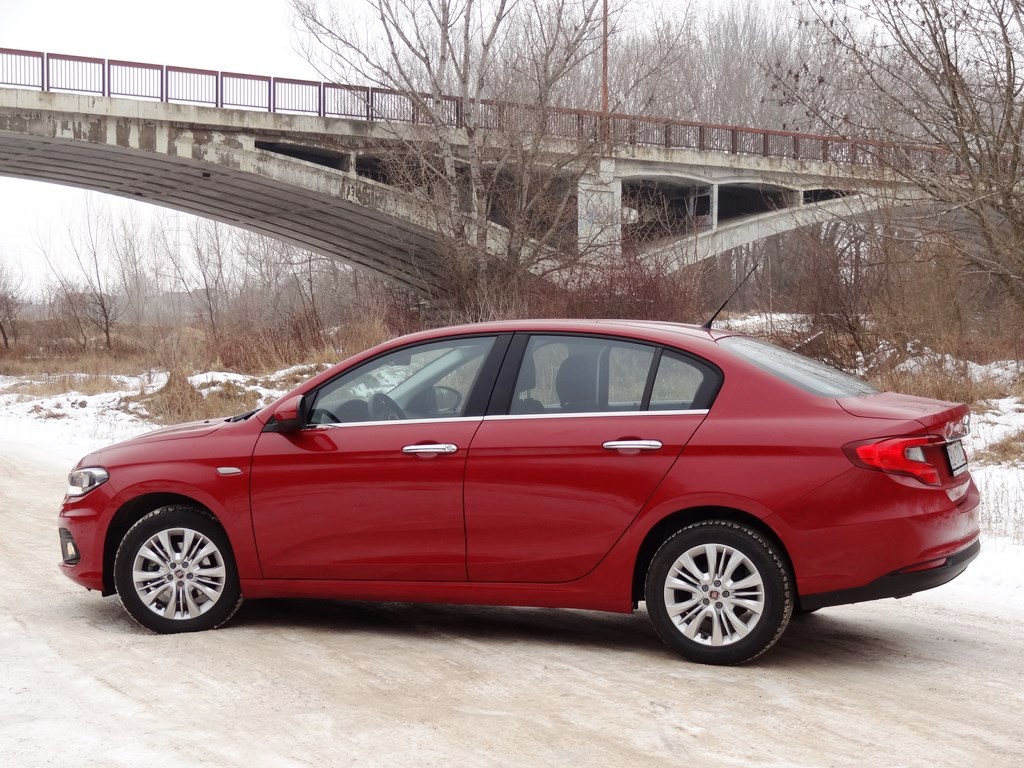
left=131, top=527, right=227, bottom=620
left=663, top=543, right=766, bottom=646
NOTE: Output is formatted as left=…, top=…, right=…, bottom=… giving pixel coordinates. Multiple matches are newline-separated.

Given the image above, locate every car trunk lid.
left=837, top=392, right=970, bottom=437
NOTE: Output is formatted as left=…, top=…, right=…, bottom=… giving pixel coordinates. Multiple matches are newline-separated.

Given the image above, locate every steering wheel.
left=369, top=393, right=405, bottom=421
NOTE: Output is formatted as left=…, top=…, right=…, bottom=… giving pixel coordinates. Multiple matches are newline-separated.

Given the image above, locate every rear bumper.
left=800, top=537, right=980, bottom=611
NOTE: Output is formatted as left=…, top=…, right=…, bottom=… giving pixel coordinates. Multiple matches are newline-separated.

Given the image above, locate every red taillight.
left=848, top=436, right=944, bottom=486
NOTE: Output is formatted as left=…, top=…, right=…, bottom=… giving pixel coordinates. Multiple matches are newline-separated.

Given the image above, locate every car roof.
left=396, top=319, right=737, bottom=346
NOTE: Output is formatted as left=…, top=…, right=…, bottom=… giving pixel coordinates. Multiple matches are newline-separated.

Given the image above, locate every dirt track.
left=1, top=438, right=1021, bottom=767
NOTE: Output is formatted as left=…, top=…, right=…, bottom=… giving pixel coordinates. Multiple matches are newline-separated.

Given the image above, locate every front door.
left=250, top=335, right=499, bottom=581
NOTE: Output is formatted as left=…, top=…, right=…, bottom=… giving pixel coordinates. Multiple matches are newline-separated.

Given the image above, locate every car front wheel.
left=113, top=505, right=243, bottom=633
left=645, top=520, right=792, bottom=665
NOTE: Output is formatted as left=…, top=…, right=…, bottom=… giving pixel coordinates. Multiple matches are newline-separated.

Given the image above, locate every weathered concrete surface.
left=0, top=90, right=444, bottom=291
left=0, top=89, right=909, bottom=287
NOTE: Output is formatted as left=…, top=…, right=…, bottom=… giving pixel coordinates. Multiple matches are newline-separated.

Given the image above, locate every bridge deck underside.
left=0, top=132, right=442, bottom=293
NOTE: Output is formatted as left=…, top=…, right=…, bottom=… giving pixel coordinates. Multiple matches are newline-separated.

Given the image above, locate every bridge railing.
left=0, top=47, right=957, bottom=173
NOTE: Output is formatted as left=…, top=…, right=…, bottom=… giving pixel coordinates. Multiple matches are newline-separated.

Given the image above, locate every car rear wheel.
left=645, top=520, right=792, bottom=665
left=114, top=505, right=243, bottom=633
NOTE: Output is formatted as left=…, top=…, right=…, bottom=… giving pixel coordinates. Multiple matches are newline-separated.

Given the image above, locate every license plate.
left=946, top=440, right=968, bottom=475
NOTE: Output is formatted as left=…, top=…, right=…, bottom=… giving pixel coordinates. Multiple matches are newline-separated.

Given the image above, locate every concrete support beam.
left=710, top=184, right=719, bottom=231
left=577, top=159, right=621, bottom=254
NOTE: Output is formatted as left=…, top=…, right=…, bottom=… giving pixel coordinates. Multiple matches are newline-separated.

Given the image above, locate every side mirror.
left=270, top=394, right=305, bottom=433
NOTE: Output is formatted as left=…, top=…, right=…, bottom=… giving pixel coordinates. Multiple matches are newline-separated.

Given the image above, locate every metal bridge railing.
left=0, top=47, right=956, bottom=173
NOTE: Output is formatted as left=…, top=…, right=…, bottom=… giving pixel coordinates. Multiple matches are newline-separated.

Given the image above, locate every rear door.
left=463, top=333, right=720, bottom=583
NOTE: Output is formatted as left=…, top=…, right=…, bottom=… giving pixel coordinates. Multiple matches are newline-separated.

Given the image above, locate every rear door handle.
left=602, top=440, right=663, bottom=452
left=402, top=443, right=458, bottom=456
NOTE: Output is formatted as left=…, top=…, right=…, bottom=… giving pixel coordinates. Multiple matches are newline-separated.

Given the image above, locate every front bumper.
left=800, top=537, right=981, bottom=611
left=57, top=483, right=116, bottom=593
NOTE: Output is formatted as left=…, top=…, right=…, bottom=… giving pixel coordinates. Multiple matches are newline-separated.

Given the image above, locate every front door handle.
left=402, top=443, right=458, bottom=456
left=602, top=440, right=663, bottom=453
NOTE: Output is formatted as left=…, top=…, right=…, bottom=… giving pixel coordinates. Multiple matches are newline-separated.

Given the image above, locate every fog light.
left=58, top=528, right=80, bottom=565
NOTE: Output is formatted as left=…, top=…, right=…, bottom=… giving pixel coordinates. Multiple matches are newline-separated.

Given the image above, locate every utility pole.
left=601, top=0, right=609, bottom=152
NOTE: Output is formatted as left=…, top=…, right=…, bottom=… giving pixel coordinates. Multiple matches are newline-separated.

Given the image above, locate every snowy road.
left=1, top=434, right=1022, bottom=767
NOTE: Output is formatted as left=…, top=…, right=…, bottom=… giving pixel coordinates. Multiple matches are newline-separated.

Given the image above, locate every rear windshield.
left=719, top=336, right=878, bottom=397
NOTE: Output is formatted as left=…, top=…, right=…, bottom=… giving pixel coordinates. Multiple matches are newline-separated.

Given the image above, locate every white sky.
left=0, top=0, right=327, bottom=289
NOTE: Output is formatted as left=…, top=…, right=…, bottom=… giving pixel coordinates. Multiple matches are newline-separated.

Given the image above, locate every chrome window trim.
left=484, top=409, right=709, bottom=422
left=310, top=416, right=485, bottom=430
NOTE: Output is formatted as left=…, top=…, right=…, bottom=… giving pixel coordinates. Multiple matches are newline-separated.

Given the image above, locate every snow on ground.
left=186, top=370, right=292, bottom=405
left=0, top=376, right=154, bottom=467
left=1, top=360, right=1023, bottom=766
left=969, top=396, right=1024, bottom=453
left=895, top=354, right=1023, bottom=387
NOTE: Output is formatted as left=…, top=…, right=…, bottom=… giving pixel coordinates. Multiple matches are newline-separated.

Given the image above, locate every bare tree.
left=163, top=219, right=238, bottom=348
left=294, top=0, right=702, bottom=318
left=110, top=211, right=153, bottom=327
left=34, top=198, right=124, bottom=351
left=775, top=0, right=1024, bottom=307
left=0, top=255, right=25, bottom=350
left=45, top=279, right=90, bottom=352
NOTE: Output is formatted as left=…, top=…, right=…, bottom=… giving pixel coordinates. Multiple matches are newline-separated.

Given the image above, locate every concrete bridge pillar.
left=710, top=184, right=719, bottom=232
left=577, top=159, right=621, bottom=253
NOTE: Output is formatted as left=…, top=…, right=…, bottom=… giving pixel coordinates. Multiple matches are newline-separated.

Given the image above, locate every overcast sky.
left=0, top=0, right=329, bottom=288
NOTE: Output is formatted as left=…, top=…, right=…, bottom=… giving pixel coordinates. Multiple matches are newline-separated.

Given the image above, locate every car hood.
left=837, top=392, right=967, bottom=432
left=106, top=418, right=229, bottom=449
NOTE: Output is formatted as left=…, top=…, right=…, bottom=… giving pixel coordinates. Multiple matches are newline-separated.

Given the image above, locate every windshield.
left=719, top=336, right=878, bottom=397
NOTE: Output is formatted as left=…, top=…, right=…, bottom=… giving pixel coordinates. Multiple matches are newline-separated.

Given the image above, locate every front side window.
left=309, top=336, right=496, bottom=423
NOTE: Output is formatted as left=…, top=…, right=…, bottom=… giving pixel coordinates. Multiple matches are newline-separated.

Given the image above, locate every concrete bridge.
left=0, top=49, right=939, bottom=293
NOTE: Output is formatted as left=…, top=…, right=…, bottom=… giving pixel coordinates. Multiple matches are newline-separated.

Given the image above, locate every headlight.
left=67, top=467, right=110, bottom=497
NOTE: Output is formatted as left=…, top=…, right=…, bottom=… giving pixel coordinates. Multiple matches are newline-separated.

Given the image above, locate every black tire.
left=114, top=504, right=243, bottom=634
left=793, top=606, right=822, bottom=618
left=644, top=520, right=792, bottom=665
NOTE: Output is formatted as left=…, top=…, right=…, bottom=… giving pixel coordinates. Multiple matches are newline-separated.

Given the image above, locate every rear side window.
left=509, top=335, right=720, bottom=415
left=650, top=352, right=719, bottom=410
left=512, top=335, right=655, bottom=413
left=720, top=336, right=877, bottom=397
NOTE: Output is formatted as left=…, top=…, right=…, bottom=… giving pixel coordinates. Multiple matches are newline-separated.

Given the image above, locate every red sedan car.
left=58, top=320, right=980, bottom=664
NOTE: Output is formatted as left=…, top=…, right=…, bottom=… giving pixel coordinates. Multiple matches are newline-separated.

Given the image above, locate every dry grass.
left=975, top=429, right=1024, bottom=466
left=258, top=365, right=324, bottom=391
left=0, top=350, right=156, bottom=378
left=3, top=374, right=125, bottom=397
left=128, top=373, right=261, bottom=425
left=868, top=368, right=1012, bottom=404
